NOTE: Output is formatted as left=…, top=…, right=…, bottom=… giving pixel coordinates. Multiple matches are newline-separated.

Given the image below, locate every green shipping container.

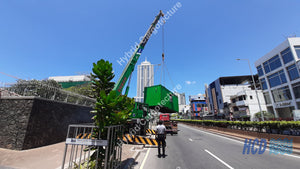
left=144, top=85, right=179, bottom=113
left=59, top=81, right=90, bottom=88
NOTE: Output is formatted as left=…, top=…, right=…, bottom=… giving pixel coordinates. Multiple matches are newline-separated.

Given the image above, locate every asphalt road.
left=137, top=123, right=300, bottom=169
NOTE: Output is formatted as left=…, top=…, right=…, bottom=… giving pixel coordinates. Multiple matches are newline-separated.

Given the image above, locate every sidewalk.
left=183, top=123, right=300, bottom=154
left=0, top=142, right=143, bottom=169
left=0, top=142, right=66, bottom=169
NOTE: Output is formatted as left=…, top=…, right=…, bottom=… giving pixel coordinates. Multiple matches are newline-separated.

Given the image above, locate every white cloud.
left=185, top=81, right=196, bottom=85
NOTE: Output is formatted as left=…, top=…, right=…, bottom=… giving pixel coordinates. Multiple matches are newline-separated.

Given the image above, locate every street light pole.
left=237, top=58, right=264, bottom=121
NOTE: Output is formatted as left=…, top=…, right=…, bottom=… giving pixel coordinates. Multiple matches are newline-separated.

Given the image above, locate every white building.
left=175, top=92, right=186, bottom=113
left=48, top=75, right=90, bottom=82
left=183, top=105, right=191, bottom=113
left=255, top=37, right=300, bottom=119
left=206, top=76, right=267, bottom=120
left=229, top=89, right=267, bottom=121
left=135, top=58, right=154, bottom=102
left=48, top=75, right=91, bottom=88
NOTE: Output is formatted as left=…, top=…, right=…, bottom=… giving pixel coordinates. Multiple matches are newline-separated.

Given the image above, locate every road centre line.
left=205, top=149, right=234, bottom=169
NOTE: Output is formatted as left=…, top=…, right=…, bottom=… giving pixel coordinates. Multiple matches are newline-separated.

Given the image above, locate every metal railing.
left=61, top=124, right=123, bottom=169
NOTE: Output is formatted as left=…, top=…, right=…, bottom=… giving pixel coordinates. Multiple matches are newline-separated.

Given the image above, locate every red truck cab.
left=159, top=113, right=178, bottom=135
left=159, top=114, right=170, bottom=121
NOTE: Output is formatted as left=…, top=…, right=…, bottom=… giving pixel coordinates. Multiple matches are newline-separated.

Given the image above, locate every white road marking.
left=180, top=124, right=300, bottom=159
left=205, top=149, right=234, bottom=169
left=180, top=124, right=244, bottom=145
left=188, top=138, right=193, bottom=142
left=283, top=153, right=300, bottom=159
left=140, top=148, right=150, bottom=169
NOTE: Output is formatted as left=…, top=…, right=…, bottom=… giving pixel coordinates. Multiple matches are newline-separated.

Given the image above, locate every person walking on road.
left=156, top=120, right=166, bottom=158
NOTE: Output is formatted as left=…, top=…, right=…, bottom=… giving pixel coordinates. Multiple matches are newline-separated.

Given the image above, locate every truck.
left=159, top=113, right=178, bottom=135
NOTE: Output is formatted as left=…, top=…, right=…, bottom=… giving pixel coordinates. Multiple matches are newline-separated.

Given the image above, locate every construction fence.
left=61, top=124, right=123, bottom=169
left=0, top=80, right=95, bottom=107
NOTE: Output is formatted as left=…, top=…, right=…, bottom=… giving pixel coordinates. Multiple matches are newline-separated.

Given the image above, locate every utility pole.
left=237, top=59, right=264, bottom=121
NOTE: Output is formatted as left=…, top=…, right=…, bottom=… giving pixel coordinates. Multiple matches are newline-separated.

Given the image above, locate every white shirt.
left=156, top=124, right=166, bottom=134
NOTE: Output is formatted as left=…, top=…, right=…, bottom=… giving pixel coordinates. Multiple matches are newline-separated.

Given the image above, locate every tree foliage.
left=88, top=59, right=134, bottom=168
left=255, top=111, right=275, bottom=120
left=90, top=59, right=135, bottom=130
left=90, top=60, right=115, bottom=97
left=64, top=82, right=94, bottom=98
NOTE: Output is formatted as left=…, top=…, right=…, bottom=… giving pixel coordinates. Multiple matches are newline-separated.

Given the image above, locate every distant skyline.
left=1, top=0, right=300, bottom=101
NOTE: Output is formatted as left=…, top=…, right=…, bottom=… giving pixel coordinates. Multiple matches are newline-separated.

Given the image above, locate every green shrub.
left=173, top=119, right=300, bottom=133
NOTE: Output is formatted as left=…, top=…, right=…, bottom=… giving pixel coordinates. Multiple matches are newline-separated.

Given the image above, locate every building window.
left=263, top=92, right=271, bottom=104
left=268, top=70, right=287, bottom=88
left=257, top=65, right=264, bottom=77
left=250, top=95, right=253, bottom=100
left=287, top=64, right=300, bottom=81
left=292, top=82, right=300, bottom=99
left=232, top=98, right=236, bottom=103
left=237, top=95, right=246, bottom=101
left=280, top=47, right=294, bottom=64
left=260, top=78, right=268, bottom=90
left=271, top=86, right=292, bottom=102
left=263, top=55, right=282, bottom=73
left=295, top=46, right=300, bottom=59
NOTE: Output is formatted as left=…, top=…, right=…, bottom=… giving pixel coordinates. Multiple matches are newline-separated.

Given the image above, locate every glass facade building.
left=255, top=38, right=300, bottom=119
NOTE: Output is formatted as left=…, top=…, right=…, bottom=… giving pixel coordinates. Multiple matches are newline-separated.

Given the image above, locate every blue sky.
left=1, top=0, right=300, bottom=102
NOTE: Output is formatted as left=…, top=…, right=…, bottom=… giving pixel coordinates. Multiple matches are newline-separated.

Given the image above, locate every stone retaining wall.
left=0, top=97, right=93, bottom=150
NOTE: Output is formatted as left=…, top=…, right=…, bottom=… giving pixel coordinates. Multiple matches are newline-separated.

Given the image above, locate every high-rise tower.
left=135, top=58, right=154, bottom=102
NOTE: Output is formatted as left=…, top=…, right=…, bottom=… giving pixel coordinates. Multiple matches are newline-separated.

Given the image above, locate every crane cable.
left=160, top=18, right=166, bottom=85
left=159, top=18, right=175, bottom=89
left=145, top=63, right=161, bottom=87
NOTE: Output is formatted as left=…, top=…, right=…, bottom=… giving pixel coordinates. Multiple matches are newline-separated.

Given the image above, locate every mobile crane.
left=112, top=10, right=164, bottom=135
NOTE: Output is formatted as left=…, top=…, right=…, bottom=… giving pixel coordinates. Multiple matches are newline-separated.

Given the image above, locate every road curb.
left=183, top=124, right=300, bottom=156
